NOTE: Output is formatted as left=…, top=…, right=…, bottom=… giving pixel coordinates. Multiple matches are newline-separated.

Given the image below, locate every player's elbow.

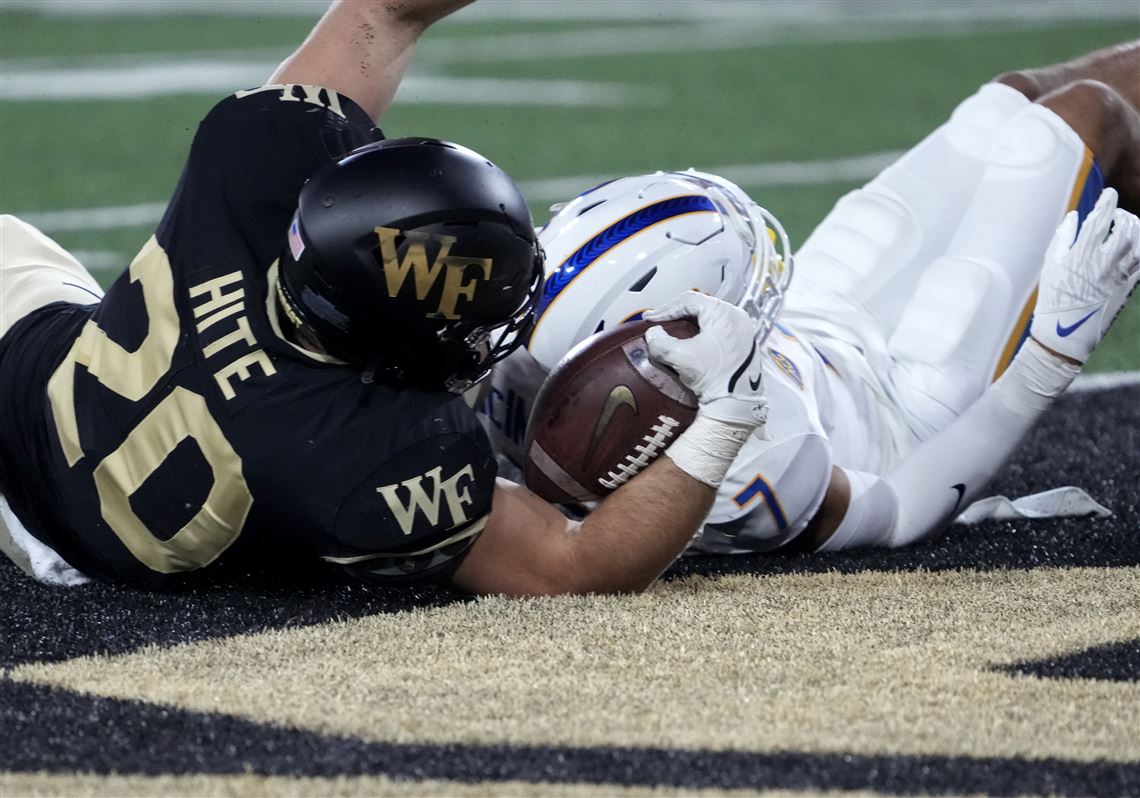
left=477, top=565, right=656, bottom=599
left=992, top=70, right=1044, bottom=101
left=381, top=0, right=472, bottom=29
left=526, top=547, right=660, bottom=597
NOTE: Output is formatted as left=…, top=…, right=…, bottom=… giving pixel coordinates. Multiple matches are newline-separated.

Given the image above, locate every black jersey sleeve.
left=321, top=427, right=498, bottom=585
left=158, top=84, right=382, bottom=269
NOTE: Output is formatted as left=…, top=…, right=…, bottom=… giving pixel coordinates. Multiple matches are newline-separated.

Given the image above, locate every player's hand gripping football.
left=1030, top=187, right=1140, bottom=364
left=642, top=291, right=768, bottom=487
left=644, top=291, right=769, bottom=428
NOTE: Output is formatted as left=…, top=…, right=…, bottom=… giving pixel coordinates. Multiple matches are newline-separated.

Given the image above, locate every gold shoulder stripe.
left=320, top=515, right=489, bottom=565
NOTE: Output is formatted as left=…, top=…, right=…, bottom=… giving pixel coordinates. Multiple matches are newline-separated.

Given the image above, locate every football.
left=523, top=319, right=699, bottom=504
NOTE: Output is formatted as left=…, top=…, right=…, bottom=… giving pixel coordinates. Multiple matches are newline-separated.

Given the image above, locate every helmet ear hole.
left=628, top=266, right=657, bottom=293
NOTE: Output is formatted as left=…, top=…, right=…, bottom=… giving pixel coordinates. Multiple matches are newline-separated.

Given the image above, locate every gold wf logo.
left=375, top=226, right=493, bottom=319
left=376, top=464, right=476, bottom=536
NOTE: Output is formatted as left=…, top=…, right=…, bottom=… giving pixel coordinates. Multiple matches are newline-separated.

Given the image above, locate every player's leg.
left=0, top=215, right=103, bottom=339
left=0, top=215, right=100, bottom=584
left=0, top=496, right=89, bottom=585
left=994, top=39, right=1140, bottom=111
left=787, top=81, right=1032, bottom=336
left=781, top=79, right=1037, bottom=464
left=1037, top=79, right=1140, bottom=211
left=885, top=80, right=1140, bottom=437
left=788, top=40, right=1139, bottom=332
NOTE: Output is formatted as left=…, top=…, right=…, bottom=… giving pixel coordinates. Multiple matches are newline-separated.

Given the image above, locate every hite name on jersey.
left=189, top=271, right=277, bottom=400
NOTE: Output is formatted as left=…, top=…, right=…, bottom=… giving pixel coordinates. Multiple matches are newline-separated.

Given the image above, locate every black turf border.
left=3, top=679, right=1137, bottom=797
left=997, top=638, right=1140, bottom=683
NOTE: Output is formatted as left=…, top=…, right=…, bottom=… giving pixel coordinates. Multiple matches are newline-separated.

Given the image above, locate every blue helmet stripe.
left=534, top=194, right=717, bottom=323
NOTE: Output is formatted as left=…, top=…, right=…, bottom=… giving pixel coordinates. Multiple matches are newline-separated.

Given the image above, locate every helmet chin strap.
left=274, top=277, right=333, bottom=357
left=276, top=274, right=397, bottom=386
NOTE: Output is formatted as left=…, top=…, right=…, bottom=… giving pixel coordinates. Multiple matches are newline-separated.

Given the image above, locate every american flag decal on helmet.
left=288, top=218, right=305, bottom=261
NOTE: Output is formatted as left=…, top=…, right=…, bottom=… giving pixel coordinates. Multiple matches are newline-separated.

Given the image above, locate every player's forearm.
left=382, top=0, right=475, bottom=28
left=824, top=339, right=1079, bottom=550
left=571, top=457, right=715, bottom=593
left=453, top=463, right=712, bottom=597
left=269, top=0, right=471, bottom=122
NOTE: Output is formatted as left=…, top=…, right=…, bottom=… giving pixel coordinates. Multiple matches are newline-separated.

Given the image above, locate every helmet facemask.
left=430, top=257, right=544, bottom=393
left=677, top=170, right=794, bottom=343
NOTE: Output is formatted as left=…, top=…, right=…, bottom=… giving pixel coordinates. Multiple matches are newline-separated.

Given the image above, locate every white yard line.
left=519, top=153, right=907, bottom=211
left=1070, top=371, right=1140, bottom=393
left=16, top=152, right=903, bottom=233
left=21, top=203, right=172, bottom=233
left=7, top=0, right=1137, bottom=23
left=69, top=250, right=129, bottom=271
left=2, top=0, right=1136, bottom=96
left=0, top=65, right=660, bottom=104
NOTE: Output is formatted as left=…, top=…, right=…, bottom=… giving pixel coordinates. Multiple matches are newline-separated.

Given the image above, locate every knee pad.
left=888, top=256, right=1012, bottom=415
left=889, top=256, right=1008, bottom=365
left=989, top=103, right=1086, bottom=171
left=794, top=185, right=917, bottom=299
left=945, top=82, right=1033, bottom=159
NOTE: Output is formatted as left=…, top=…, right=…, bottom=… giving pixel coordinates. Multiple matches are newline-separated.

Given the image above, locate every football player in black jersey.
left=0, top=0, right=770, bottom=595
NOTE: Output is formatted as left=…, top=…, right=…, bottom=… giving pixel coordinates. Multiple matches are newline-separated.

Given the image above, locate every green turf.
left=0, top=9, right=1136, bottom=370
left=0, top=11, right=670, bottom=61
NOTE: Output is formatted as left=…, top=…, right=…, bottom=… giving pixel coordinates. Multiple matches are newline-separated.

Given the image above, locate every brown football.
left=523, top=319, right=699, bottom=504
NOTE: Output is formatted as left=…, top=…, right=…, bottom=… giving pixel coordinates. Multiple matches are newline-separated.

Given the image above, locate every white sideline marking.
left=70, top=250, right=127, bottom=271
left=23, top=203, right=172, bottom=233
left=520, top=153, right=906, bottom=209
left=0, top=64, right=656, bottom=105
left=7, top=0, right=1137, bottom=23
left=16, top=152, right=902, bottom=233
left=3, top=1, right=1136, bottom=94
left=1070, top=371, right=1140, bottom=393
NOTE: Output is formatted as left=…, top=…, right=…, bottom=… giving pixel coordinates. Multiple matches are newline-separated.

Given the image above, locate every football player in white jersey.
left=480, top=41, right=1140, bottom=555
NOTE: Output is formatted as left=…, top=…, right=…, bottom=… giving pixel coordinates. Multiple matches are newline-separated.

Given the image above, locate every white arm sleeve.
left=818, top=339, right=1079, bottom=550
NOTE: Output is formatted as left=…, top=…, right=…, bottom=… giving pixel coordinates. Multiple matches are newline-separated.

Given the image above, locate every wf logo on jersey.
left=376, top=464, right=477, bottom=535
left=374, top=226, right=493, bottom=320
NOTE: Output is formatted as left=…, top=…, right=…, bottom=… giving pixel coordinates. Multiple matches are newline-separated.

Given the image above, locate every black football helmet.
left=278, top=137, right=544, bottom=392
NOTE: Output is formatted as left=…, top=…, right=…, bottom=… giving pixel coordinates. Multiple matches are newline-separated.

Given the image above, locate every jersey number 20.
left=47, top=237, right=252, bottom=573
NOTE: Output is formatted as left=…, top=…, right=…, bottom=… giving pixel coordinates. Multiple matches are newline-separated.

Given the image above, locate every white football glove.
left=643, top=291, right=768, bottom=487
left=1030, top=188, right=1140, bottom=364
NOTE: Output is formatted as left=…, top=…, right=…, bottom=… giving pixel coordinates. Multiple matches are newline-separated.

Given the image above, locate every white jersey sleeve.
left=693, top=357, right=834, bottom=554
left=478, top=345, right=547, bottom=469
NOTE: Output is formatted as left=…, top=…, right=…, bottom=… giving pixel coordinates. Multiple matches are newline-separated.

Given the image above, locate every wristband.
left=665, top=414, right=754, bottom=487
left=995, top=339, right=1080, bottom=417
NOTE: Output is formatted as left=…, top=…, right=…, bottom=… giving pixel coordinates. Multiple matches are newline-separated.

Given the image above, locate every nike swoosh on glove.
left=643, top=291, right=768, bottom=431
left=1030, top=187, right=1140, bottom=363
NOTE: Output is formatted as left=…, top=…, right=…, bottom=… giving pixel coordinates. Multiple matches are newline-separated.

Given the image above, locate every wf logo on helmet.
left=374, top=226, right=493, bottom=319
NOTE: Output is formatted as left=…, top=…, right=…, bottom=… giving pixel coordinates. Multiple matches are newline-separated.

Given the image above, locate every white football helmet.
left=479, top=169, right=794, bottom=468
left=527, top=169, right=793, bottom=370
